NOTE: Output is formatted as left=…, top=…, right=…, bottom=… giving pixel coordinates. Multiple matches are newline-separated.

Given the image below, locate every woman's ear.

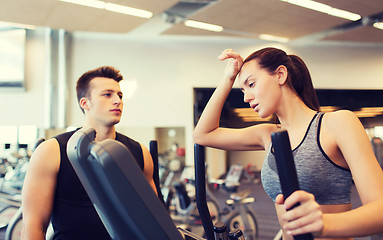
left=79, top=97, right=90, bottom=111
left=276, top=65, right=288, bottom=85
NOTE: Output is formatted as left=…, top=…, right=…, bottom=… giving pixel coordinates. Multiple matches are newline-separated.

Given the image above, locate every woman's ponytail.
left=288, top=55, right=319, bottom=111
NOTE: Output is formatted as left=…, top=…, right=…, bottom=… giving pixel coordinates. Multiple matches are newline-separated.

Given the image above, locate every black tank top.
left=51, top=130, right=144, bottom=240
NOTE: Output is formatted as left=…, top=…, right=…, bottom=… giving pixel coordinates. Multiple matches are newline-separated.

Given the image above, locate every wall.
left=67, top=34, right=383, bottom=167
left=0, top=29, right=47, bottom=127
left=1, top=29, right=383, bottom=170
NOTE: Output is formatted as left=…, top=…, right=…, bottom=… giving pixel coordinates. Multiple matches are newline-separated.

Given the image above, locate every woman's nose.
left=243, top=91, right=253, bottom=103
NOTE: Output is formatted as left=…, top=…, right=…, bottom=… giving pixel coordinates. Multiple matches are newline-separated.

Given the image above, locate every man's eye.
left=103, top=93, right=111, bottom=97
left=249, top=82, right=255, bottom=87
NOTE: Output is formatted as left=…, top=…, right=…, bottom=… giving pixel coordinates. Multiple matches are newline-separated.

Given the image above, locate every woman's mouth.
left=251, top=104, right=259, bottom=111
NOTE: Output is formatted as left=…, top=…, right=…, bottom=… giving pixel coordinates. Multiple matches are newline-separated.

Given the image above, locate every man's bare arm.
left=22, top=139, right=60, bottom=240
left=140, top=143, right=158, bottom=196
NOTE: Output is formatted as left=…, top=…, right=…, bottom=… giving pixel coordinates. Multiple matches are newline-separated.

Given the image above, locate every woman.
left=193, top=48, right=383, bottom=239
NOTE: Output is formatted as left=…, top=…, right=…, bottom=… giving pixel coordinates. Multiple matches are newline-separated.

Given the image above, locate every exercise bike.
left=171, top=167, right=220, bottom=234
left=211, top=166, right=259, bottom=240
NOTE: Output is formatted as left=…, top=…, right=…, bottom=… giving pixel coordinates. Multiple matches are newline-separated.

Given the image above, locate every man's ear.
left=276, top=65, right=288, bottom=85
left=79, top=97, right=90, bottom=111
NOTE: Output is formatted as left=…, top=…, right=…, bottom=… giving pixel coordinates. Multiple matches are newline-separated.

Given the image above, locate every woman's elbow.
left=193, top=131, right=203, bottom=144
left=193, top=129, right=210, bottom=146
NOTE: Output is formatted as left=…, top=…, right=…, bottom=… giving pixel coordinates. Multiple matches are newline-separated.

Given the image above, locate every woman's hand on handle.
left=276, top=191, right=324, bottom=237
left=218, top=49, right=243, bottom=81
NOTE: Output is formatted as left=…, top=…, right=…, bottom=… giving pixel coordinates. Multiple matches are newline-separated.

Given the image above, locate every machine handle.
left=194, top=144, right=214, bottom=240
left=271, top=130, right=314, bottom=240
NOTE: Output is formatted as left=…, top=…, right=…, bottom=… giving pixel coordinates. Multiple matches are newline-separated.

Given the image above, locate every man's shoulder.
left=116, top=132, right=140, bottom=145
left=54, top=129, right=78, bottom=145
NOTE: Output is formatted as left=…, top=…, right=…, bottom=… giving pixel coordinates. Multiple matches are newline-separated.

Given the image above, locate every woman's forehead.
left=239, top=61, right=257, bottom=79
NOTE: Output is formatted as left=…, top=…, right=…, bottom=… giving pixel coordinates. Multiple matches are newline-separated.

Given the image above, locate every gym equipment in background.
left=196, top=148, right=258, bottom=240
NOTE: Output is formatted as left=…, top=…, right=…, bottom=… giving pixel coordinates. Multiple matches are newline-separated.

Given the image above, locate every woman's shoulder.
left=322, top=110, right=361, bottom=132
left=323, top=109, right=358, bottom=122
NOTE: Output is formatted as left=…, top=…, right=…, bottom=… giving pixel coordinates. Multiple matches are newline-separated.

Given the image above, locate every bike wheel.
left=5, top=217, right=22, bottom=240
left=227, top=211, right=258, bottom=240
left=206, top=200, right=220, bottom=223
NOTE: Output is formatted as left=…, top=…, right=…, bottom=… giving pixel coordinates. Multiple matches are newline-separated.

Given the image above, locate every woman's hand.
left=275, top=191, right=324, bottom=237
left=218, top=49, right=243, bottom=82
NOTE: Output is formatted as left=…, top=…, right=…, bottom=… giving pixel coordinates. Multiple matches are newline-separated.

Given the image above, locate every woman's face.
left=238, top=60, right=282, bottom=118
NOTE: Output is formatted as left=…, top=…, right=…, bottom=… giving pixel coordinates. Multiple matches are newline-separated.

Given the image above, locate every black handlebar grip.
left=271, top=130, right=314, bottom=240
left=194, top=144, right=215, bottom=240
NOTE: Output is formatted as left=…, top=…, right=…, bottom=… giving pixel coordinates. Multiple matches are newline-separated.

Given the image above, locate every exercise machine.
left=66, top=128, right=311, bottom=240
left=67, top=128, right=203, bottom=240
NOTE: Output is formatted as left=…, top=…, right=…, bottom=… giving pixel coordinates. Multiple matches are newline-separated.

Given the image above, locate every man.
left=22, top=66, right=158, bottom=240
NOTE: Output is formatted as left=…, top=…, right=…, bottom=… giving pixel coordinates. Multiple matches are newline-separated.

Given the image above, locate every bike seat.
left=229, top=189, right=252, bottom=201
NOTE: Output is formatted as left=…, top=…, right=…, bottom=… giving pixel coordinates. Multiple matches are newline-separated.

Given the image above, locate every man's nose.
left=113, top=95, right=122, bottom=105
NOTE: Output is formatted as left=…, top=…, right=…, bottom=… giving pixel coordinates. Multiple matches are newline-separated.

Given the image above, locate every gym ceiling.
left=0, top=0, right=382, bottom=44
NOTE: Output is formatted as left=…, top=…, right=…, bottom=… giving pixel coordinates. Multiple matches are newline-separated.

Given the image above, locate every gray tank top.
left=261, top=112, right=352, bottom=205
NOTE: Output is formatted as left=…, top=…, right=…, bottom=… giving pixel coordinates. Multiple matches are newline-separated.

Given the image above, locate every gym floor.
left=0, top=182, right=371, bottom=240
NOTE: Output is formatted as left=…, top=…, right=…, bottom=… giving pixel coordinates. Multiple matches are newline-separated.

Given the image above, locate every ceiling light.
left=241, top=116, right=273, bottom=122
left=280, top=0, right=361, bottom=21
left=259, top=34, right=289, bottom=43
left=361, top=107, right=383, bottom=112
left=282, top=0, right=330, bottom=12
left=319, top=106, right=340, bottom=112
left=184, top=20, right=223, bottom=32
left=353, top=112, right=380, bottom=118
left=59, top=0, right=153, bottom=19
left=234, top=108, right=273, bottom=122
left=327, top=8, right=361, bottom=21
left=105, top=3, right=153, bottom=19
left=373, top=22, right=383, bottom=30
left=59, top=0, right=105, bottom=9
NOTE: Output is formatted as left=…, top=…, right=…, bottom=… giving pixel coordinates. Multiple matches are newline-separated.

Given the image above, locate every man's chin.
left=107, top=119, right=120, bottom=127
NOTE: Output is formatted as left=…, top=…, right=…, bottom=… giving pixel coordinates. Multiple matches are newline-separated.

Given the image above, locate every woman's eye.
left=249, top=82, right=255, bottom=87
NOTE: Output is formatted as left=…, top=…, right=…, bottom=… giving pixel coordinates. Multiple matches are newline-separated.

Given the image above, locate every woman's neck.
left=276, top=91, right=317, bottom=131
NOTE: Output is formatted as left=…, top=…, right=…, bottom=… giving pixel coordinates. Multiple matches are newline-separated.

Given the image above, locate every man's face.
left=84, top=77, right=123, bottom=127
